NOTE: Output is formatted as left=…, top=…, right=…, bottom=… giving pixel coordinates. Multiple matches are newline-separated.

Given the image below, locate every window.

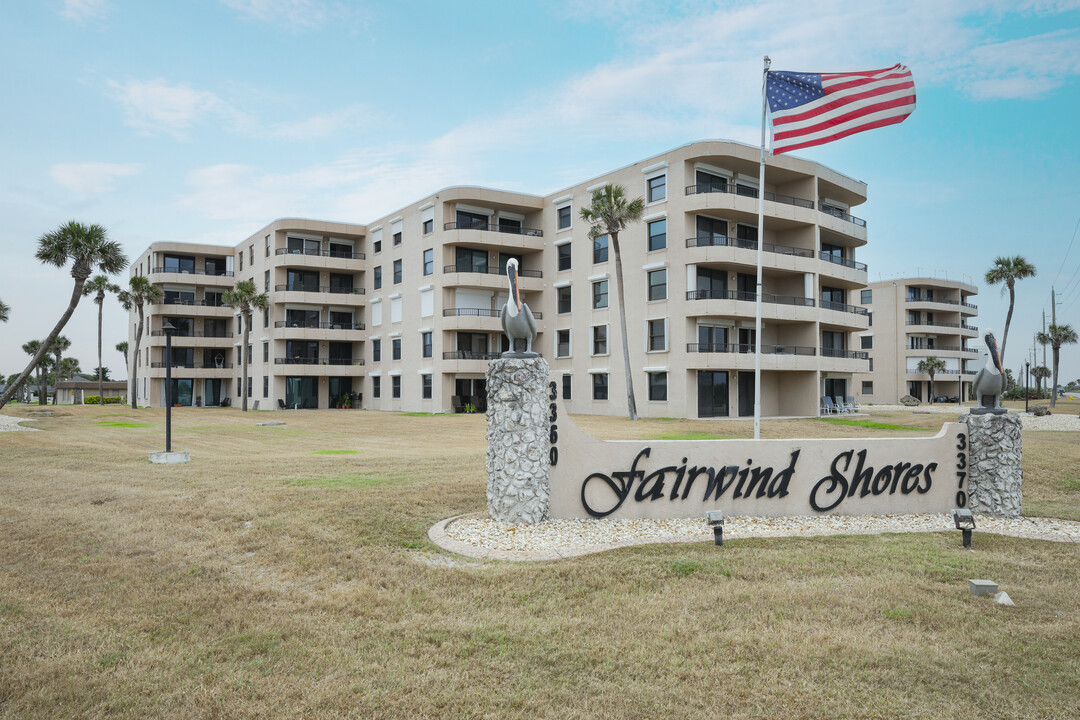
left=592, top=325, right=608, bottom=355
left=238, top=253, right=243, bottom=271
left=393, top=232, right=402, bottom=246
left=592, top=280, right=609, bottom=309
left=374, top=266, right=382, bottom=290
left=647, top=269, right=667, bottom=301
left=868, top=312, right=873, bottom=327
left=373, top=239, right=382, bottom=253
left=647, top=219, right=667, bottom=251
left=557, top=243, right=572, bottom=271
left=423, top=249, right=433, bottom=276
left=861, top=289, right=872, bottom=304
left=249, top=245, right=254, bottom=264
left=393, top=259, right=402, bottom=284
left=420, top=288, right=434, bottom=317
left=263, top=307, right=269, bottom=328
left=648, top=319, right=667, bottom=352
left=862, top=381, right=874, bottom=395
left=455, top=247, right=488, bottom=273
left=422, top=332, right=433, bottom=358
left=391, top=297, right=402, bottom=323
left=392, top=375, right=401, bottom=398
left=423, top=219, right=433, bottom=235
left=263, top=342, right=269, bottom=363
left=869, top=358, right=874, bottom=371
left=647, top=174, right=666, bottom=202
left=247, top=376, right=252, bottom=398
left=556, top=330, right=571, bottom=358
left=263, top=376, right=268, bottom=397
left=373, top=376, right=381, bottom=398
left=562, top=374, right=572, bottom=400
left=392, top=338, right=401, bottom=360
left=265, top=235, right=271, bottom=257
left=557, top=286, right=572, bottom=314
left=861, top=336, right=873, bottom=350
left=422, top=374, right=432, bottom=399
left=557, top=204, right=571, bottom=230
left=264, top=270, right=269, bottom=292
left=237, top=378, right=242, bottom=397
left=593, top=235, right=609, bottom=263
left=372, top=339, right=381, bottom=362
left=247, top=344, right=252, bottom=363
left=821, top=286, right=846, bottom=309
left=648, top=372, right=667, bottom=401
left=593, top=373, right=608, bottom=400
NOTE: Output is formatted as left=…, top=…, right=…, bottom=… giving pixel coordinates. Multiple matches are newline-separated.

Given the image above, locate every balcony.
left=821, top=348, right=869, bottom=360
left=274, top=321, right=366, bottom=330
left=820, top=300, right=869, bottom=316
left=443, top=221, right=542, bottom=237
left=274, top=357, right=365, bottom=365
left=275, top=248, right=365, bottom=260
left=685, top=236, right=814, bottom=258
left=274, top=284, right=365, bottom=295
left=907, top=320, right=961, bottom=329
left=818, top=252, right=867, bottom=272
left=443, top=265, right=541, bottom=278
left=819, top=204, right=867, bottom=228
left=442, top=351, right=501, bottom=361
left=149, top=330, right=233, bottom=338
left=684, top=183, right=814, bottom=209
left=686, top=343, right=816, bottom=355
left=151, top=267, right=235, bottom=277
left=150, top=361, right=234, bottom=369
left=686, top=290, right=815, bottom=307
left=442, top=307, right=543, bottom=320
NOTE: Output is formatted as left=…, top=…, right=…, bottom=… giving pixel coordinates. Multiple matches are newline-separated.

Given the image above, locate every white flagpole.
left=754, top=55, right=771, bottom=440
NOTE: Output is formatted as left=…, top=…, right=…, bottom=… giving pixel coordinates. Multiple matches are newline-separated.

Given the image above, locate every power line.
left=1047, top=214, right=1080, bottom=307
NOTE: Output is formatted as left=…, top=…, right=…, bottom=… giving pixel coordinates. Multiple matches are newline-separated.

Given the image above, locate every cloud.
left=263, top=105, right=384, bottom=141
left=108, top=78, right=235, bottom=137
left=60, top=0, right=109, bottom=22
left=217, top=0, right=362, bottom=30
left=50, top=162, right=144, bottom=197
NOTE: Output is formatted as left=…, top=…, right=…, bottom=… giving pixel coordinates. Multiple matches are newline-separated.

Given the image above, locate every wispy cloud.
left=217, top=0, right=364, bottom=30
left=60, top=0, right=109, bottom=23
left=50, top=162, right=143, bottom=197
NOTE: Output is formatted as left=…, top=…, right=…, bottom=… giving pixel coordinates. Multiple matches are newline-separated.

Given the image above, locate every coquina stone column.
left=960, top=413, right=1023, bottom=517
left=485, top=356, right=550, bottom=523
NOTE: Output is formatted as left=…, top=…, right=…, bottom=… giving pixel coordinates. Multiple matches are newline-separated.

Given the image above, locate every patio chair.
left=277, top=399, right=286, bottom=410
left=822, top=396, right=839, bottom=415
left=834, top=396, right=852, bottom=414
left=845, top=396, right=860, bottom=413
left=450, top=395, right=464, bottom=414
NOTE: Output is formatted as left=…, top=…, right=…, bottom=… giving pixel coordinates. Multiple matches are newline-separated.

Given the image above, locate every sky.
left=2, top=0, right=1079, bottom=385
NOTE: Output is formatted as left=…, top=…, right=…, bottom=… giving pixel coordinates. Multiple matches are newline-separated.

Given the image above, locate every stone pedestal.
left=485, top=357, right=550, bottom=523
left=960, top=413, right=1022, bottom=517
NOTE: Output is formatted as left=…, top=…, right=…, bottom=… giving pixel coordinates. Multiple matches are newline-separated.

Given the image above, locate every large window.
left=695, top=170, right=727, bottom=194
left=393, top=259, right=402, bottom=284
left=592, top=280, right=608, bottom=309
left=557, top=243, right=572, bottom=271
left=861, top=335, right=873, bottom=350
left=648, top=372, right=667, bottom=401
left=205, top=256, right=228, bottom=276
left=422, top=331, right=432, bottom=358
left=392, top=338, right=401, bottom=360
left=736, top=224, right=757, bottom=249
left=695, top=267, right=727, bottom=298
left=372, top=376, right=381, bottom=398
left=373, top=267, right=382, bottom=290
left=456, top=210, right=487, bottom=230
left=592, top=374, right=608, bottom=400
left=647, top=269, right=667, bottom=301
left=423, top=249, right=433, bottom=276
left=422, top=374, right=432, bottom=399
left=593, top=235, right=609, bottom=264
left=647, top=219, right=667, bottom=251
left=286, top=269, right=319, bottom=292
left=861, top=289, right=872, bottom=304
left=392, top=375, right=401, bottom=398
left=557, top=286, right=572, bottom=314
left=821, top=286, right=846, bottom=309
left=648, top=319, right=667, bottom=352
left=647, top=174, right=666, bottom=202
left=557, top=204, right=572, bottom=230
left=592, top=325, right=608, bottom=355
left=372, top=339, right=381, bottom=362
left=822, top=331, right=846, bottom=357
left=163, top=254, right=195, bottom=274
left=862, top=381, right=874, bottom=395
left=556, top=330, right=571, bottom=358
left=455, top=247, right=488, bottom=273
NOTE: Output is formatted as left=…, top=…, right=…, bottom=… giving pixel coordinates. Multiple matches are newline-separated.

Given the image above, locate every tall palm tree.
left=118, top=276, right=163, bottom=409
left=84, top=275, right=121, bottom=405
left=116, top=341, right=128, bottom=369
left=1031, top=365, right=1051, bottom=398
left=50, top=335, right=71, bottom=405
left=223, top=279, right=269, bottom=412
left=580, top=185, right=645, bottom=420
left=0, top=222, right=127, bottom=409
left=20, top=341, right=41, bottom=403
left=0, top=299, right=9, bottom=322
left=22, top=341, right=53, bottom=405
left=59, top=357, right=82, bottom=383
left=917, top=356, right=947, bottom=404
left=1036, top=323, right=1078, bottom=408
left=984, top=256, right=1036, bottom=368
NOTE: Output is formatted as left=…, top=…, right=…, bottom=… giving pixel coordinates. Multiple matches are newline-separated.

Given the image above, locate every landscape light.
left=952, top=508, right=975, bottom=548
left=162, top=321, right=176, bottom=453
left=706, top=510, right=725, bottom=546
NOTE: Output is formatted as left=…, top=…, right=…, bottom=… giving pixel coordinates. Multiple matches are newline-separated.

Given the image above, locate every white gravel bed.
left=0, top=414, right=38, bottom=432
left=445, top=513, right=1080, bottom=554
left=866, top=404, right=1080, bottom=431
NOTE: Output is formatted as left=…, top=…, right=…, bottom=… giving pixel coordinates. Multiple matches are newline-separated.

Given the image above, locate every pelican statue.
left=971, top=330, right=1008, bottom=415
left=500, top=258, right=538, bottom=357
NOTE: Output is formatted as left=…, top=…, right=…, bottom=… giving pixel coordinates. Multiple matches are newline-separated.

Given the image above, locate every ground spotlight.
left=706, top=510, right=725, bottom=546
left=952, top=508, right=975, bottom=548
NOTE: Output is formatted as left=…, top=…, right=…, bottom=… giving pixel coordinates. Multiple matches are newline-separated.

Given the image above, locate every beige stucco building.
left=129, top=139, right=872, bottom=417
left=853, top=278, right=980, bottom=404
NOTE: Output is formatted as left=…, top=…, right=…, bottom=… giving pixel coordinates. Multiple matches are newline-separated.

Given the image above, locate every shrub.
left=84, top=396, right=122, bottom=405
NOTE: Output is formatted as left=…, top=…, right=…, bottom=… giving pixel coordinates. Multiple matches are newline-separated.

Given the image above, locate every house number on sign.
left=548, top=381, right=559, bottom=467
left=955, top=432, right=968, bottom=508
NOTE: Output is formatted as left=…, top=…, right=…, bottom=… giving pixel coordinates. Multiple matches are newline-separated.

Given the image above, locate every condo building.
left=128, top=139, right=871, bottom=418
left=853, top=278, right=980, bottom=404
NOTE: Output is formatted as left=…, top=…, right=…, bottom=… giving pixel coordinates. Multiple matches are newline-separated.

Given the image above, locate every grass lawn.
left=1, top=404, right=1078, bottom=719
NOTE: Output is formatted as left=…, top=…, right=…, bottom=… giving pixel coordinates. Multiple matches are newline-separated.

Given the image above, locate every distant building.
left=128, top=139, right=872, bottom=417
left=854, top=278, right=979, bottom=404
left=56, top=378, right=129, bottom=405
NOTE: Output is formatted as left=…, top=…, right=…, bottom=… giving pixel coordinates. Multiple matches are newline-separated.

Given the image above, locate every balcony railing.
left=150, top=361, right=234, bottom=369
left=907, top=345, right=970, bottom=353
left=273, top=357, right=364, bottom=365
left=443, top=264, right=542, bottom=278
left=442, top=307, right=543, bottom=319
left=684, top=183, right=815, bottom=210
left=906, top=320, right=960, bottom=328
left=443, top=221, right=543, bottom=237
left=963, top=324, right=979, bottom=331
left=820, top=205, right=867, bottom=227
left=819, top=252, right=868, bottom=272
left=275, top=321, right=365, bottom=330
left=685, top=290, right=816, bottom=307
left=685, top=236, right=814, bottom=258
left=963, top=302, right=978, bottom=309
left=274, top=284, right=366, bottom=294
left=275, top=248, right=365, bottom=260
left=821, top=348, right=870, bottom=360
left=149, top=330, right=233, bottom=338
left=151, top=267, right=234, bottom=277
left=442, top=351, right=502, bottom=361
left=821, top=300, right=870, bottom=316
left=686, top=343, right=816, bottom=355
left=151, top=298, right=228, bottom=307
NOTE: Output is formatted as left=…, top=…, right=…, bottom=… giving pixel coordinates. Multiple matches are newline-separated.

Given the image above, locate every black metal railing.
left=906, top=320, right=960, bottom=328
left=275, top=248, right=365, bottom=260
left=685, top=290, right=816, bottom=307
left=149, top=330, right=233, bottom=338
left=906, top=296, right=976, bottom=309
left=820, top=205, right=867, bottom=227
left=821, top=300, right=870, bottom=315
left=442, top=351, right=502, bottom=361
left=151, top=267, right=234, bottom=277
left=686, top=343, right=816, bottom=355
left=685, top=236, right=814, bottom=258
left=819, top=252, right=868, bottom=272
left=684, top=183, right=815, bottom=209
left=443, top=221, right=543, bottom=237
left=273, top=357, right=364, bottom=366
left=443, top=264, right=542, bottom=278
left=962, top=302, right=979, bottom=309
left=963, top=324, right=979, bottom=331
left=821, top=348, right=869, bottom=360
left=274, top=321, right=365, bottom=330
left=442, top=307, right=543, bottom=319
left=274, top=284, right=365, bottom=294
left=150, top=361, right=234, bottom=369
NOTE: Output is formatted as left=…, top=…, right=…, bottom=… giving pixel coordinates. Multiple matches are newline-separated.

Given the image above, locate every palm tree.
left=22, top=341, right=52, bottom=405
left=580, top=185, right=645, bottom=420
left=116, top=341, right=128, bottom=371
left=49, top=335, right=71, bottom=405
left=984, top=256, right=1036, bottom=367
left=20, top=341, right=40, bottom=403
left=0, top=222, right=127, bottom=409
left=917, top=356, right=947, bottom=404
left=1036, top=323, right=1078, bottom=408
left=59, top=357, right=82, bottom=383
left=0, top=299, right=9, bottom=322
left=1031, top=365, right=1051, bottom=398
left=223, top=279, right=268, bottom=411
left=84, top=275, right=121, bottom=405
left=118, top=276, right=163, bottom=409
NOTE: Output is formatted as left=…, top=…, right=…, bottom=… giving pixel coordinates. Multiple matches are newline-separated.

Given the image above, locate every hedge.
left=84, top=396, right=123, bottom=405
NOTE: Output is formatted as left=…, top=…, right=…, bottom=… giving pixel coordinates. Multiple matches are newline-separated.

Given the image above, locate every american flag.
left=766, top=64, right=916, bottom=155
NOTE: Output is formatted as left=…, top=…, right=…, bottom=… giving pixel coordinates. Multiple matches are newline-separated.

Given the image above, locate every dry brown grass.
left=1, top=405, right=1078, bottom=719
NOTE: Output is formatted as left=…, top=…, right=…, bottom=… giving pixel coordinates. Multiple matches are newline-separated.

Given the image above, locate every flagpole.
left=754, top=55, right=770, bottom=440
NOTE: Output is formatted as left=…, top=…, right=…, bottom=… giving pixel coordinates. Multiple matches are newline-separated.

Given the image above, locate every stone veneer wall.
left=485, top=357, right=551, bottom=523
left=960, top=413, right=1023, bottom=518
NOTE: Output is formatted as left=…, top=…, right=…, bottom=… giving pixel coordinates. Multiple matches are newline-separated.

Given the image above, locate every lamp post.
left=163, top=320, right=175, bottom=453
left=1025, top=360, right=1030, bottom=414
